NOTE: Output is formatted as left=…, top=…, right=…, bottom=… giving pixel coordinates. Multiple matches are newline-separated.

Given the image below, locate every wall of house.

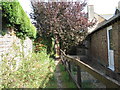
left=87, top=20, right=120, bottom=73
left=88, top=21, right=120, bottom=72
left=88, top=28, right=108, bottom=67
left=117, top=20, right=120, bottom=72
left=112, top=20, right=119, bottom=72
left=0, top=29, right=33, bottom=71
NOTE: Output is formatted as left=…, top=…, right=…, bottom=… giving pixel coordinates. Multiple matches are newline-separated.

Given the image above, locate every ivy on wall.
left=1, top=0, right=36, bottom=39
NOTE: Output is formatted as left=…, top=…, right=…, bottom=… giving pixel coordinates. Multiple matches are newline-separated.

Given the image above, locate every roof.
left=87, top=13, right=120, bottom=37
left=100, top=14, right=113, bottom=20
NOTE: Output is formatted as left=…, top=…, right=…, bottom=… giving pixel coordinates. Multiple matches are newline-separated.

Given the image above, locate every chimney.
left=87, top=5, right=94, bottom=22
left=118, top=1, right=120, bottom=11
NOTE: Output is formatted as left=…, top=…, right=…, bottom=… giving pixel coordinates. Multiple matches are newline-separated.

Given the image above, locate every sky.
left=18, top=0, right=32, bottom=16
left=18, top=0, right=120, bottom=16
left=88, top=0, right=120, bottom=14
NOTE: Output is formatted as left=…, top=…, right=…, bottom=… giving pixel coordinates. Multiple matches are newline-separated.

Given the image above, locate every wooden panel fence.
left=60, top=49, right=120, bottom=88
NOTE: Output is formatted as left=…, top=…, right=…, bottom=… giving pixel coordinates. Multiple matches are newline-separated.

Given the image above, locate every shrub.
left=1, top=0, right=36, bottom=39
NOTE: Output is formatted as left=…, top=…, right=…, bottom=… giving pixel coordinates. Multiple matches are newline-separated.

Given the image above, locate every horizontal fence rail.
left=60, top=49, right=120, bottom=88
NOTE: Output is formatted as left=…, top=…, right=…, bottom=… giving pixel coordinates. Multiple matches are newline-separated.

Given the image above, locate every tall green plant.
left=2, top=0, right=36, bottom=39
left=1, top=50, right=56, bottom=88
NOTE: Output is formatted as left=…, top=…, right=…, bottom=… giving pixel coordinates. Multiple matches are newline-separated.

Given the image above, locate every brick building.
left=86, top=14, right=120, bottom=72
left=82, top=2, right=120, bottom=81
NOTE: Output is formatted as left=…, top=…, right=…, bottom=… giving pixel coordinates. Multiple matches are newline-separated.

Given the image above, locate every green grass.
left=82, top=81, right=95, bottom=88
left=1, top=51, right=57, bottom=88
left=59, top=63, right=94, bottom=88
left=59, top=63, right=77, bottom=88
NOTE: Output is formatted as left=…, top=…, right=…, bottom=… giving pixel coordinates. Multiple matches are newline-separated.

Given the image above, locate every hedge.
left=1, top=0, right=36, bottom=39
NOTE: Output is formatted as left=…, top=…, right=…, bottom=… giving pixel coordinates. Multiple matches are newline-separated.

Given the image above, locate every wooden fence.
left=60, top=50, right=120, bottom=88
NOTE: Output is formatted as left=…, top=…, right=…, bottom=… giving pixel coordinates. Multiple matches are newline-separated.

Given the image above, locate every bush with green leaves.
left=1, top=0, right=36, bottom=39
left=1, top=50, right=56, bottom=88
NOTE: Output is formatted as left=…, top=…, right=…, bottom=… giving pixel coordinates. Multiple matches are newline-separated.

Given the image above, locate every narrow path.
left=54, top=60, right=64, bottom=89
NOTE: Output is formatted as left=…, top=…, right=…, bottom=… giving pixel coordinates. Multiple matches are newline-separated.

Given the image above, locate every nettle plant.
left=2, top=0, right=36, bottom=39
left=0, top=42, right=56, bottom=88
left=1, top=42, right=31, bottom=88
left=1, top=44, right=21, bottom=88
left=2, top=42, right=23, bottom=72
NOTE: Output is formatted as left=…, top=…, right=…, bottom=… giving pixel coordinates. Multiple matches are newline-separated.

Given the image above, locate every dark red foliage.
left=31, top=0, right=95, bottom=50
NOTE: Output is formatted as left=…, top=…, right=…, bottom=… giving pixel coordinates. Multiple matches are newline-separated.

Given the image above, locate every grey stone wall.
left=0, top=29, right=33, bottom=71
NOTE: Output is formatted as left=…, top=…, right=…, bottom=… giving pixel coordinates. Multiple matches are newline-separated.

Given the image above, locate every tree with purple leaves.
left=30, top=0, right=96, bottom=52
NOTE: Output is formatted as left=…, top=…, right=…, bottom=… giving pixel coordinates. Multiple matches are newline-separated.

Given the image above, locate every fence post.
left=60, top=52, right=64, bottom=65
left=77, top=66, right=82, bottom=88
left=68, top=61, right=71, bottom=80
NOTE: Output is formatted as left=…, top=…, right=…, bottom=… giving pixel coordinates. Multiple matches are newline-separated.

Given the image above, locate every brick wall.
left=118, top=20, right=120, bottom=72
left=0, top=29, right=33, bottom=71
left=112, top=21, right=119, bottom=72
left=88, top=28, right=108, bottom=67
left=87, top=20, right=120, bottom=73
